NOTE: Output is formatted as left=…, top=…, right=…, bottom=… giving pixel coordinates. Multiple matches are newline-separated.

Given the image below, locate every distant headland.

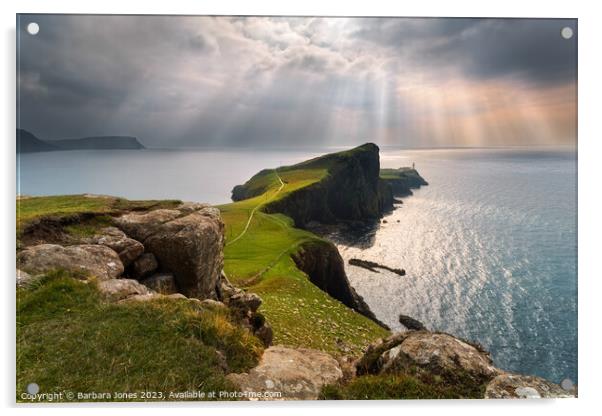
left=16, top=129, right=145, bottom=153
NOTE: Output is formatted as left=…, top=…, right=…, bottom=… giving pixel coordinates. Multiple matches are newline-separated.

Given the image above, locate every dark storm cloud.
left=352, top=17, right=479, bottom=46
left=352, top=17, right=577, bottom=86
left=17, top=14, right=220, bottom=140
left=16, top=15, right=577, bottom=147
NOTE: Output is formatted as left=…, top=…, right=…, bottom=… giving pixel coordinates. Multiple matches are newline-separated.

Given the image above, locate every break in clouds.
left=17, top=15, right=577, bottom=148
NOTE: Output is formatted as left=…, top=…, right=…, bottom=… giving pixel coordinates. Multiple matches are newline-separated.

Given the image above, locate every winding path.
left=225, top=170, right=284, bottom=247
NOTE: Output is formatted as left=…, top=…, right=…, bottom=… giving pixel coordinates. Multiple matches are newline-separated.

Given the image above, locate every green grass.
left=17, top=271, right=263, bottom=402
left=320, top=372, right=486, bottom=400
left=63, top=215, right=115, bottom=237
left=219, top=159, right=388, bottom=356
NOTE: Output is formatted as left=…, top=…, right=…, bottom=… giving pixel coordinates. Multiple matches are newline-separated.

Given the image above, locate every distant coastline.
left=16, top=129, right=145, bottom=153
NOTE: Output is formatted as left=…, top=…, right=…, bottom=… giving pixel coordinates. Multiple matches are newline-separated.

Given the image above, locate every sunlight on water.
left=339, top=148, right=577, bottom=383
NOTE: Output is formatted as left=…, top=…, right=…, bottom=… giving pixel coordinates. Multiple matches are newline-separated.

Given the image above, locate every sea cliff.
left=232, top=143, right=427, bottom=227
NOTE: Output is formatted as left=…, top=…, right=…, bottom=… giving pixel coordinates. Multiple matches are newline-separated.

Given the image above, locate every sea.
left=17, top=146, right=577, bottom=383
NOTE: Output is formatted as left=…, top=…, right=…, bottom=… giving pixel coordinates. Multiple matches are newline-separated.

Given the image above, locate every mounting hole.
left=560, top=378, right=574, bottom=391
left=26, top=382, right=39, bottom=395
left=26, top=22, right=40, bottom=35
left=561, top=26, right=573, bottom=40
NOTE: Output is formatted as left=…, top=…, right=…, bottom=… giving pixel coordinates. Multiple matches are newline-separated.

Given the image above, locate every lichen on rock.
left=17, top=243, right=124, bottom=280
left=227, top=345, right=343, bottom=400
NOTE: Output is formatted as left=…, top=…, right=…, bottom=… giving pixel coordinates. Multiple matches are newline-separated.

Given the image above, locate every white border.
left=2, top=1, right=601, bottom=415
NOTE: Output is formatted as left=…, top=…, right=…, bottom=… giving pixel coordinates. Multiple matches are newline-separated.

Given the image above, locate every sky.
left=17, top=15, right=577, bottom=148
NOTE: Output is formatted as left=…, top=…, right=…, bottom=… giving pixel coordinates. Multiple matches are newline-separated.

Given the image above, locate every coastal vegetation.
left=17, top=270, right=262, bottom=400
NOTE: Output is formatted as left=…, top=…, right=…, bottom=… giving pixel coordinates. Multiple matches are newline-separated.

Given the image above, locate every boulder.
left=97, top=278, right=155, bottom=301
left=140, top=208, right=224, bottom=299
left=17, top=244, right=124, bottom=280
left=379, top=331, right=499, bottom=382
left=87, top=227, right=144, bottom=266
left=356, top=331, right=499, bottom=385
left=227, top=346, right=343, bottom=400
left=115, top=209, right=182, bottom=241
left=485, top=374, right=575, bottom=399
left=131, top=253, right=158, bottom=279
left=116, top=207, right=224, bottom=299
left=355, top=332, right=411, bottom=375
left=141, top=273, right=177, bottom=295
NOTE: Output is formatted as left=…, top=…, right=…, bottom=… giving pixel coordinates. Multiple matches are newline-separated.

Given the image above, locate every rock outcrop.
left=398, top=314, right=426, bottom=330
left=97, top=278, right=155, bottom=301
left=115, top=209, right=182, bottom=241
left=383, top=331, right=499, bottom=382
left=355, top=330, right=575, bottom=399
left=86, top=227, right=144, bottom=267
left=220, top=274, right=273, bottom=347
left=227, top=346, right=343, bottom=400
left=291, top=239, right=389, bottom=329
left=349, top=258, right=406, bottom=276
left=357, top=331, right=499, bottom=383
left=115, top=206, right=224, bottom=299
left=17, top=244, right=124, bottom=280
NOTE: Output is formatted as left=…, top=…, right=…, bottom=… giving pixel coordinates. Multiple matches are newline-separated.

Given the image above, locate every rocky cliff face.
left=291, top=239, right=389, bottom=329
left=380, top=167, right=429, bottom=197
left=264, top=143, right=390, bottom=227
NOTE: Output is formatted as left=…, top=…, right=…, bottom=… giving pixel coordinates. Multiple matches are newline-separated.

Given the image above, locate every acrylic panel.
left=16, top=14, right=577, bottom=402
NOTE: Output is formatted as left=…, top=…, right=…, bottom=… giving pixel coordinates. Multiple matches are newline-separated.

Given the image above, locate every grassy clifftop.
left=219, top=199, right=388, bottom=356
left=17, top=270, right=262, bottom=401
left=231, top=143, right=379, bottom=203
